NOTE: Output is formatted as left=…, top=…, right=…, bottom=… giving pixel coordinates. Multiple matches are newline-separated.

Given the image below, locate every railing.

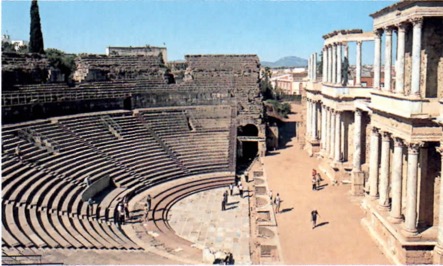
left=100, top=115, right=123, bottom=139
left=17, top=128, right=61, bottom=154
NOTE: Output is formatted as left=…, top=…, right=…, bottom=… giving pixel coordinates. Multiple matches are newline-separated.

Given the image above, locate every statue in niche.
left=342, top=56, right=349, bottom=87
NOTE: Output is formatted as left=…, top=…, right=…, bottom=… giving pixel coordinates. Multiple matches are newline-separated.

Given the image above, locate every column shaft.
left=321, top=105, right=326, bottom=150
left=352, top=110, right=362, bottom=171
left=336, top=44, right=342, bottom=85
left=390, top=138, right=404, bottom=222
left=306, top=101, right=311, bottom=138
left=328, top=46, right=333, bottom=83
left=369, top=128, right=380, bottom=198
left=330, top=111, right=336, bottom=159
left=384, top=28, right=393, bottom=91
left=436, top=145, right=443, bottom=247
left=379, top=132, right=390, bottom=208
left=312, top=102, right=317, bottom=140
left=322, top=49, right=327, bottom=83
left=332, top=45, right=337, bottom=84
left=313, top=52, right=317, bottom=81
left=373, top=30, right=382, bottom=89
left=411, top=18, right=423, bottom=96
left=405, top=144, right=419, bottom=233
left=325, top=108, right=330, bottom=155
left=356, top=41, right=362, bottom=86
left=395, top=24, right=406, bottom=94
left=334, top=111, right=341, bottom=162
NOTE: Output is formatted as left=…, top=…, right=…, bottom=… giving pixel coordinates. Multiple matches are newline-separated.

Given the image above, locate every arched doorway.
left=237, top=124, right=259, bottom=169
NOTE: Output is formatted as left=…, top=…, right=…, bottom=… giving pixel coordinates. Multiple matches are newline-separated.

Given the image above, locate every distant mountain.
left=261, top=56, right=308, bottom=68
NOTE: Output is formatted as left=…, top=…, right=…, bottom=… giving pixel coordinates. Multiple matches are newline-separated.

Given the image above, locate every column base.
left=434, top=245, right=443, bottom=264
left=402, top=227, right=420, bottom=239
left=387, top=216, right=403, bottom=224
left=377, top=204, right=390, bottom=212
left=351, top=170, right=365, bottom=196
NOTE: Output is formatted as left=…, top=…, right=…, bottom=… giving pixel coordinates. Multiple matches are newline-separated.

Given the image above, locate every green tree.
left=260, top=67, right=274, bottom=100
left=29, top=0, right=44, bottom=54
left=2, top=42, right=15, bottom=53
left=45, top=48, right=76, bottom=81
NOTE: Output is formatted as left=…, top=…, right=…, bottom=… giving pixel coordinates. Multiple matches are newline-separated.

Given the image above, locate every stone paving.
left=168, top=186, right=252, bottom=264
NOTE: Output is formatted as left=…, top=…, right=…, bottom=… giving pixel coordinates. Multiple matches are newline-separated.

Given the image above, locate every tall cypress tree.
left=29, top=0, right=44, bottom=54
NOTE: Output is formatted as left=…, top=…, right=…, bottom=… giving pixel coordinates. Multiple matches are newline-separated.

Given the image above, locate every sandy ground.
left=263, top=103, right=390, bottom=265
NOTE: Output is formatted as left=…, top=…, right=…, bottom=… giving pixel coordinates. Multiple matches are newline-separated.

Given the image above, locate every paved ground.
left=263, top=104, right=390, bottom=265
left=168, top=187, right=251, bottom=264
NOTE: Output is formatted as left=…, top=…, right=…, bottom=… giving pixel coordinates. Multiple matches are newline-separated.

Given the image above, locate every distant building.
left=106, top=46, right=167, bottom=63
left=2, top=34, right=28, bottom=51
left=270, top=72, right=307, bottom=95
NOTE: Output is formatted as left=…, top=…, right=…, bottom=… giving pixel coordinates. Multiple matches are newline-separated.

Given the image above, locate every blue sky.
left=2, top=0, right=393, bottom=63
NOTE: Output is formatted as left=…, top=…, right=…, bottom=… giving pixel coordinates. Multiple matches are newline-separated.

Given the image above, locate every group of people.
left=311, top=169, right=323, bottom=191
left=115, top=196, right=130, bottom=227
left=310, top=169, right=323, bottom=228
left=268, top=190, right=282, bottom=213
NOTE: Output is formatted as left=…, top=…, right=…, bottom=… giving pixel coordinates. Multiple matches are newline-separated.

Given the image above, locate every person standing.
left=223, top=190, right=228, bottom=204
left=229, top=183, right=234, bottom=196
left=239, top=183, right=244, bottom=198
left=15, top=144, right=22, bottom=161
left=222, top=195, right=226, bottom=211
left=117, top=203, right=125, bottom=226
left=245, top=171, right=249, bottom=183
left=316, top=174, right=321, bottom=189
left=312, top=176, right=317, bottom=191
left=87, top=198, right=94, bottom=218
left=84, top=176, right=91, bottom=187
left=123, top=196, right=130, bottom=220
left=274, top=193, right=281, bottom=213
left=311, top=210, right=320, bottom=229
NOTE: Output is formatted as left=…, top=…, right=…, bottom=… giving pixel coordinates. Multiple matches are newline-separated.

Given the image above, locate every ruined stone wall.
left=2, top=53, right=49, bottom=89
left=107, top=46, right=167, bottom=63
left=73, top=55, right=168, bottom=83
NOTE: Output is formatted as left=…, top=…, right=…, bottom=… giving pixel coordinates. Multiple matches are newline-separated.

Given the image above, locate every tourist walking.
left=316, top=174, right=321, bottom=189
left=239, top=183, right=244, bottom=198
left=312, top=176, right=317, bottom=191
left=15, top=144, right=22, bottom=161
left=274, top=193, right=281, bottom=213
left=229, top=183, right=234, bottom=196
left=221, top=195, right=226, bottom=211
left=87, top=197, right=94, bottom=217
left=123, top=196, right=130, bottom=220
left=117, top=202, right=125, bottom=226
left=84, top=176, right=91, bottom=187
left=224, top=190, right=228, bottom=204
left=311, top=210, right=320, bottom=229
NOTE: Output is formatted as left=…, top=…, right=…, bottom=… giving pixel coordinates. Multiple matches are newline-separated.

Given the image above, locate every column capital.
left=436, top=144, right=443, bottom=155
left=394, top=137, right=404, bottom=147
left=407, top=142, right=421, bottom=154
left=371, top=127, right=380, bottom=136
left=384, top=27, right=393, bottom=35
left=374, top=29, right=383, bottom=38
left=355, top=109, right=362, bottom=116
left=395, top=22, right=408, bottom=32
left=356, top=40, right=362, bottom=46
left=410, top=17, right=424, bottom=27
left=382, top=131, right=391, bottom=142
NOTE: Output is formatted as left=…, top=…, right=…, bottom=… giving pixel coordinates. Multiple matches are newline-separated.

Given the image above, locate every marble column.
left=389, top=137, right=404, bottom=223
left=352, top=110, right=362, bottom=171
left=313, top=53, right=317, bottom=81
left=312, top=102, right=318, bottom=140
left=395, top=23, right=406, bottom=94
left=373, top=29, right=382, bottom=90
left=328, top=46, right=333, bottom=83
left=379, top=132, right=391, bottom=208
left=334, top=111, right=341, bottom=162
left=369, top=127, right=380, bottom=199
left=321, top=105, right=326, bottom=150
left=332, top=44, right=337, bottom=84
left=343, top=42, right=349, bottom=60
left=325, top=108, right=330, bottom=155
left=336, top=44, right=342, bottom=85
left=356, top=41, right=362, bottom=86
left=330, top=110, right=336, bottom=159
left=410, top=18, right=423, bottom=96
left=322, top=48, right=327, bottom=83
left=404, top=143, right=420, bottom=234
left=434, top=145, right=443, bottom=259
left=384, top=27, right=393, bottom=91
left=306, top=100, right=311, bottom=138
